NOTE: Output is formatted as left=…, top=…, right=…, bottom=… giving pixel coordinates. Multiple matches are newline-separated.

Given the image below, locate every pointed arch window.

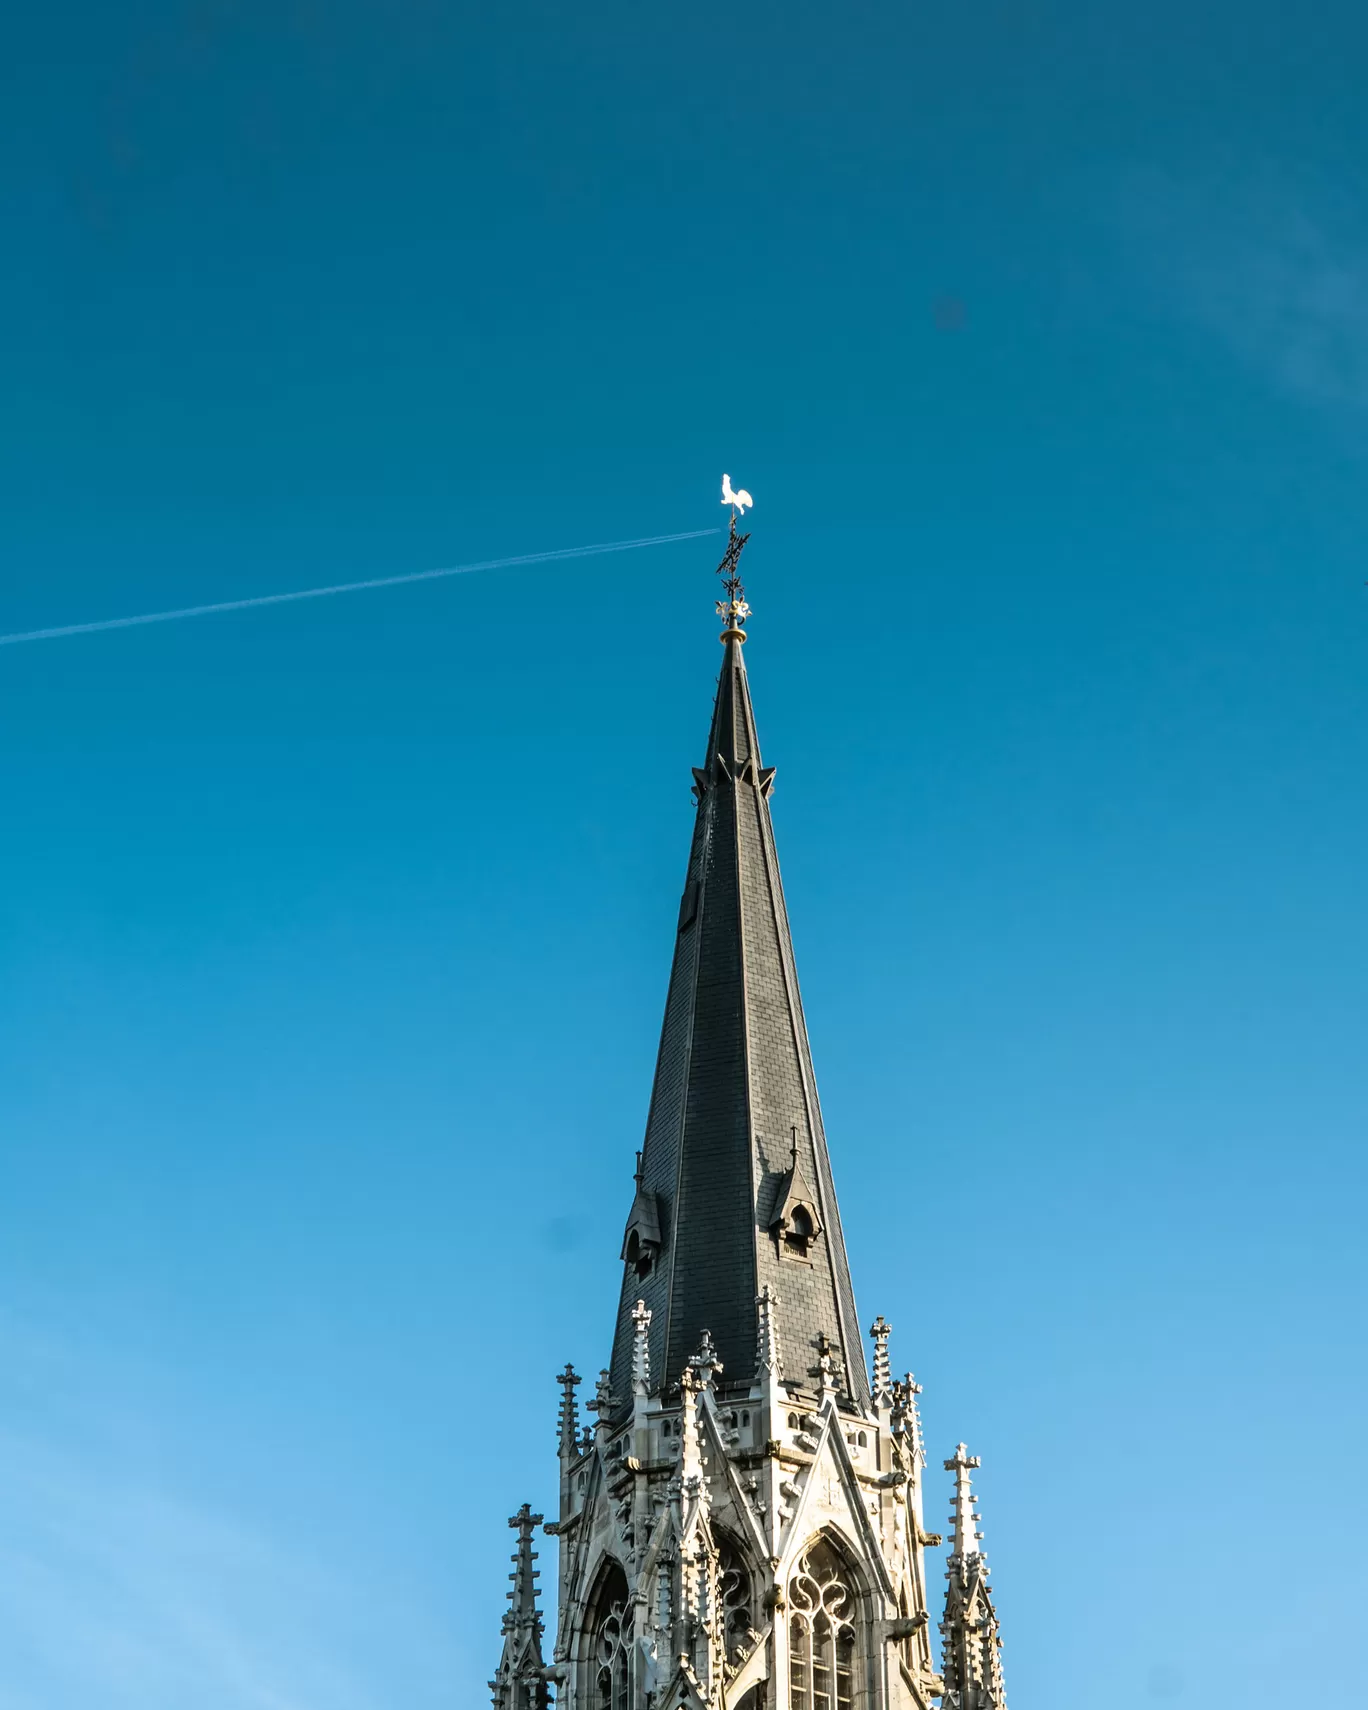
left=589, top=1563, right=631, bottom=1710
left=788, top=1537, right=858, bottom=1710
left=624, top=1229, right=653, bottom=1280
left=715, top=1530, right=758, bottom=1665
left=784, top=1203, right=816, bottom=1258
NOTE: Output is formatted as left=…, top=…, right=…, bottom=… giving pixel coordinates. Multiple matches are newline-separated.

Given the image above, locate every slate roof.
left=606, top=630, right=870, bottom=1409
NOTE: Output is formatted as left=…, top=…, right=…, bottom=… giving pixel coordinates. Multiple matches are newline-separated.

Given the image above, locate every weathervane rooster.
left=721, top=473, right=753, bottom=517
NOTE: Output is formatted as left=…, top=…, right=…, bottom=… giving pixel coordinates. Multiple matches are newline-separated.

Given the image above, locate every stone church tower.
left=491, top=524, right=1009, bottom=1709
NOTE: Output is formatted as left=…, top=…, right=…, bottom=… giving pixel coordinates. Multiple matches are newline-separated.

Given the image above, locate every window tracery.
left=788, top=1537, right=858, bottom=1710
left=590, top=1564, right=631, bottom=1710
left=715, top=1532, right=757, bottom=1663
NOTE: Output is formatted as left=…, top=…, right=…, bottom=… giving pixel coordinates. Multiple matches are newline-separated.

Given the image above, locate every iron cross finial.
left=715, top=476, right=753, bottom=637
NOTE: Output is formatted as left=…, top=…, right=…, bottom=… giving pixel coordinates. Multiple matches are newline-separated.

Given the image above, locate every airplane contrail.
left=0, top=527, right=721, bottom=648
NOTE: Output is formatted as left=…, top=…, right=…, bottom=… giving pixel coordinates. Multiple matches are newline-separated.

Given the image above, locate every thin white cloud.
left=1118, top=168, right=1368, bottom=415
left=0, top=1318, right=455, bottom=1710
left=1, top=1429, right=380, bottom=1710
left=0, top=526, right=719, bottom=648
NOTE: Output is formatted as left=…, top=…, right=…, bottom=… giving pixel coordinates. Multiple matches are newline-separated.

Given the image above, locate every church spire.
left=940, top=1445, right=1009, bottom=1710
left=606, top=521, right=869, bottom=1408
left=496, top=492, right=1015, bottom=1710
left=489, top=1504, right=549, bottom=1710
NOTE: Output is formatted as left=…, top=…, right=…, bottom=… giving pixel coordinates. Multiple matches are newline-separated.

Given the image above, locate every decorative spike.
left=490, top=1504, right=549, bottom=1710
left=555, top=1364, right=581, bottom=1457
left=940, top=1446, right=1008, bottom=1710
left=678, top=1362, right=707, bottom=1493
left=507, top=1504, right=544, bottom=1622
left=945, top=1442, right=983, bottom=1560
left=811, top=1332, right=843, bottom=1405
left=689, top=1328, right=722, bottom=1390
left=587, top=1368, right=617, bottom=1419
left=892, top=1370, right=927, bottom=1468
left=631, top=1299, right=652, bottom=1397
left=869, top=1316, right=893, bottom=1407
left=755, top=1284, right=782, bottom=1377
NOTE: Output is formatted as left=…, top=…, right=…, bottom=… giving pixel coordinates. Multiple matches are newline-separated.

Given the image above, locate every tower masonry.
left=491, top=508, right=1010, bottom=1710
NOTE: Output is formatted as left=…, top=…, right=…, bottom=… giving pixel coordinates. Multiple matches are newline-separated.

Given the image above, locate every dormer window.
left=620, top=1151, right=664, bottom=1280
left=784, top=1203, right=815, bottom=1258
left=769, top=1127, right=824, bottom=1262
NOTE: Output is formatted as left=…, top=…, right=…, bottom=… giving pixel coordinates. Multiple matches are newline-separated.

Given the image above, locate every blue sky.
left=3, top=1, right=1367, bottom=1705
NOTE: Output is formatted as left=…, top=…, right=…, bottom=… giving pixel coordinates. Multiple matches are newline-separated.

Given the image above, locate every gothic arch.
left=785, top=1530, right=869, bottom=1710
left=712, top=1524, right=761, bottom=1667
left=580, top=1557, right=632, bottom=1710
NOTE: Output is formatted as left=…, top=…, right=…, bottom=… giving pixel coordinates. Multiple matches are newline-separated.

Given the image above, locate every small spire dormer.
left=620, top=1152, right=663, bottom=1281
left=769, top=1123, right=825, bottom=1261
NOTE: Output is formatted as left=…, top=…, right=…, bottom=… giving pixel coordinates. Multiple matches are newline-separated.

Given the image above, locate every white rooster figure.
left=721, top=473, right=753, bottom=516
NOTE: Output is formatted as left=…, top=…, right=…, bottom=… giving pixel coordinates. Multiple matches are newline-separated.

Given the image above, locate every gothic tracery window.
left=715, top=1532, right=757, bottom=1663
left=590, top=1563, right=631, bottom=1710
left=788, top=1537, right=858, bottom=1710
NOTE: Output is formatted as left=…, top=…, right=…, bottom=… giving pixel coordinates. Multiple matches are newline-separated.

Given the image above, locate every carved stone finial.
left=492, top=1502, right=549, bottom=1708
left=755, top=1284, right=782, bottom=1377
left=945, top=1442, right=984, bottom=1560
left=939, top=1445, right=1007, bottom=1709
left=869, top=1316, right=893, bottom=1406
left=811, top=1333, right=842, bottom=1404
left=689, top=1328, right=722, bottom=1390
left=509, top=1501, right=544, bottom=1540
left=631, top=1299, right=653, bottom=1398
left=587, top=1369, right=618, bottom=1418
left=555, top=1364, right=581, bottom=1456
left=677, top=1362, right=708, bottom=1496
left=892, top=1370, right=926, bottom=1468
